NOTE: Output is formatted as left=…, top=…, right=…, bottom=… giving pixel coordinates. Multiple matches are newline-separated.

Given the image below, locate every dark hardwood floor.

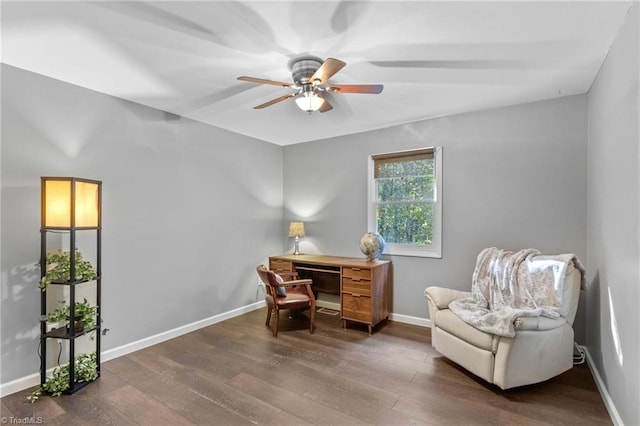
left=2, top=308, right=611, bottom=425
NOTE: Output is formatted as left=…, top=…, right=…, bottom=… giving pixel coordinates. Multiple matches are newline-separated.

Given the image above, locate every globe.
left=359, top=232, right=385, bottom=260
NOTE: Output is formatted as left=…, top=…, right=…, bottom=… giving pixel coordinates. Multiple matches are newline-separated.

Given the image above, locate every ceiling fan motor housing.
left=290, top=57, right=323, bottom=85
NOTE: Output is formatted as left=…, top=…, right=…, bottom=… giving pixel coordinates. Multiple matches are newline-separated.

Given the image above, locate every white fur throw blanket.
left=449, top=247, right=585, bottom=337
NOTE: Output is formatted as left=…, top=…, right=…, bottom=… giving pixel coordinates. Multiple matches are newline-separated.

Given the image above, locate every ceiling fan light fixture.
left=238, top=56, right=382, bottom=113
left=295, top=91, right=324, bottom=113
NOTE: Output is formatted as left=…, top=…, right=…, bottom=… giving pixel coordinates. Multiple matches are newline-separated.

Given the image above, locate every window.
left=368, top=147, right=442, bottom=258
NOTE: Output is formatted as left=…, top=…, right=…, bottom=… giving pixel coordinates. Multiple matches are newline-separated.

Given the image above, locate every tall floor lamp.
left=40, top=177, right=102, bottom=394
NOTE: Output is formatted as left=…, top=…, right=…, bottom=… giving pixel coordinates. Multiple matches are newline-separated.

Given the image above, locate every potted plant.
left=40, top=250, right=97, bottom=291
left=47, top=298, right=97, bottom=333
left=27, top=352, right=98, bottom=403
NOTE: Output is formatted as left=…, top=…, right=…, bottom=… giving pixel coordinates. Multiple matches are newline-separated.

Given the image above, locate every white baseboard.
left=101, top=300, right=265, bottom=362
left=0, top=372, right=41, bottom=399
left=582, top=345, right=623, bottom=426
left=389, top=312, right=431, bottom=328
left=315, top=301, right=431, bottom=328
left=315, top=300, right=340, bottom=311
left=0, top=300, right=266, bottom=398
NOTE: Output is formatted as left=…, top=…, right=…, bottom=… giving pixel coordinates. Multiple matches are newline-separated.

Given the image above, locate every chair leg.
left=265, top=307, right=272, bottom=327
left=273, top=309, right=279, bottom=337
left=309, top=303, right=316, bottom=334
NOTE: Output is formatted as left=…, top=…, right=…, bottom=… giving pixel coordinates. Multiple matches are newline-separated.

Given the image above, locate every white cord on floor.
left=573, top=342, right=586, bottom=365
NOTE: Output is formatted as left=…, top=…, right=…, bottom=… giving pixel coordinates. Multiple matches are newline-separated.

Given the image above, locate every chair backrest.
left=256, top=265, right=282, bottom=300
left=256, top=264, right=269, bottom=285
left=560, top=261, right=582, bottom=325
left=256, top=265, right=278, bottom=286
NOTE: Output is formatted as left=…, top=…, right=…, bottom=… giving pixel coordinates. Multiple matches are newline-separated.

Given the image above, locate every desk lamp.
left=288, top=222, right=305, bottom=255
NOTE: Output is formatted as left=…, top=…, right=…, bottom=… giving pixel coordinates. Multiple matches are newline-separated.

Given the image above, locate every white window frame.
left=367, top=146, right=442, bottom=258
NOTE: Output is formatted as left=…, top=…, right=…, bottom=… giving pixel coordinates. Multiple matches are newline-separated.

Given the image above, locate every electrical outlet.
left=47, top=321, right=63, bottom=343
left=46, top=321, right=61, bottom=332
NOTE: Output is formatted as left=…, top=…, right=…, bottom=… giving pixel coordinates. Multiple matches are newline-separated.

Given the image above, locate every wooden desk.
left=269, top=254, right=392, bottom=335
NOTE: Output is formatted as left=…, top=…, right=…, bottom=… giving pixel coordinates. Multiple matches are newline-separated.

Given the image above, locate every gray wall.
left=586, top=3, right=640, bottom=425
left=284, top=95, right=588, bottom=340
left=9, top=42, right=636, bottom=419
left=1, top=65, right=284, bottom=384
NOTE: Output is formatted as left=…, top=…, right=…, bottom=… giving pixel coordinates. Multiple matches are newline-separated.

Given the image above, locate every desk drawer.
left=270, top=259, right=292, bottom=273
left=342, top=267, right=371, bottom=279
left=342, top=294, right=372, bottom=322
left=342, top=277, right=371, bottom=296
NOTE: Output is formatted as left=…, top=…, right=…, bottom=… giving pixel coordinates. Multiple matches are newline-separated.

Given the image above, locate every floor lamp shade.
left=42, top=177, right=101, bottom=228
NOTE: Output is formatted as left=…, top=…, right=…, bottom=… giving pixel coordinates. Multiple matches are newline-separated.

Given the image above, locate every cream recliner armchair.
left=425, top=258, right=582, bottom=390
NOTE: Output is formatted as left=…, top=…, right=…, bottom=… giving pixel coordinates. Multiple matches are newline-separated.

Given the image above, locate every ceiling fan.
left=237, top=56, right=383, bottom=113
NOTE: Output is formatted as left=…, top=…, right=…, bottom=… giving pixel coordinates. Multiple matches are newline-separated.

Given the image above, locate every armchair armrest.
left=280, top=279, right=312, bottom=288
left=514, top=316, right=567, bottom=331
left=424, top=286, right=471, bottom=310
left=277, top=271, right=300, bottom=281
left=281, top=279, right=315, bottom=301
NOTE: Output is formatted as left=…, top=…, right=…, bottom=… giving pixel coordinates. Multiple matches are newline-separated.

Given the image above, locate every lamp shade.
left=42, top=177, right=101, bottom=228
left=288, top=221, right=305, bottom=238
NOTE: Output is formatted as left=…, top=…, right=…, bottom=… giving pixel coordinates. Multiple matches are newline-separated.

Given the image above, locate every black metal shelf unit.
left=39, top=177, right=102, bottom=395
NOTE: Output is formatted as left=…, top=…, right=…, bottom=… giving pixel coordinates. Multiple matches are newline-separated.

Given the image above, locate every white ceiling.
left=1, top=1, right=633, bottom=145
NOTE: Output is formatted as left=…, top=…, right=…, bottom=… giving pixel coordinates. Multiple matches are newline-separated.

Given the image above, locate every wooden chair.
left=256, top=265, right=316, bottom=337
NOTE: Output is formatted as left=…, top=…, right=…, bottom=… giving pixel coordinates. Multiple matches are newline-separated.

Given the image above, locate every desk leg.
left=342, top=319, right=346, bottom=329
left=368, top=325, right=372, bottom=336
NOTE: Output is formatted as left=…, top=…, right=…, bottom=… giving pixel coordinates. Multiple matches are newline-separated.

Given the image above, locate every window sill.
left=383, top=246, right=442, bottom=259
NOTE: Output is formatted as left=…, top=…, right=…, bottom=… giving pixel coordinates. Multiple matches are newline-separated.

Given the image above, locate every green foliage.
left=27, top=352, right=98, bottom=403
left=40, top=250, right=96, bottom=291
left=377, top=203, right=433, bottom=245
left=376, top=157, right=435, bottom=245
left=47, top=298, right=97, bottom=331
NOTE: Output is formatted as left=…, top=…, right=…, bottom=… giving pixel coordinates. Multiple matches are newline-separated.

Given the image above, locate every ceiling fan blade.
left=310, top=58, right=346, bottom=84
left=254, top=94, right=296, bottom=109
left=319, top=96, right=333, bottom=113
left=327, top=84, right=384, bottom=94
left=238, top=76, right=295, bottom=88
